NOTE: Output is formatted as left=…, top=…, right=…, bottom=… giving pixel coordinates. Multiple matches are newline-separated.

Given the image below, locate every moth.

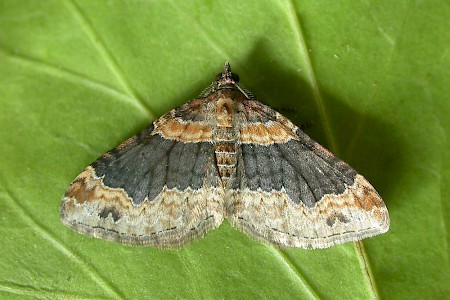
left=61, top=62, right=389, bottom=249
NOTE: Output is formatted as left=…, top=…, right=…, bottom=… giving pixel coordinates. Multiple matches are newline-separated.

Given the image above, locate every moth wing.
left=227, top=101, right=389, bottom=249
left=61, top=106, right=224, bottom=248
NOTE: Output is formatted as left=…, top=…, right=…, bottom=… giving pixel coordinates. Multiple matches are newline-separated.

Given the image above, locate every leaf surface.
left=0, top=0, right=448, bottom=299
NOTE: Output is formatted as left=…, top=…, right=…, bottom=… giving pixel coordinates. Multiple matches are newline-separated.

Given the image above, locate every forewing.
left=60, top=103, right=224, bottom=248
left=227, top=100, right=389, bottom=249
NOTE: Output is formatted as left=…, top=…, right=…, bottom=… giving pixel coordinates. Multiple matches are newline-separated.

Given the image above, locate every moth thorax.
left=216, top=97, right=234, bottom=128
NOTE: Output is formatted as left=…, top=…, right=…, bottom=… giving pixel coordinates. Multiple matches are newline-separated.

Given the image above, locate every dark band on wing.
left=92, top=135, right=219, bottom=205
left=232, top=139, right=358, bottom=207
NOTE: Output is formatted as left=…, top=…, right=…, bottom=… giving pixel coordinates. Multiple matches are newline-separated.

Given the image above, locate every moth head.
left=199, top=62, right=255, bottom=99
left=215, top=61, right=240, bottom=87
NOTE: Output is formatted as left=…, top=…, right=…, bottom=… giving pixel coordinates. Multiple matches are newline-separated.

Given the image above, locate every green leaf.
left=0, top=0, right=448, bottom=299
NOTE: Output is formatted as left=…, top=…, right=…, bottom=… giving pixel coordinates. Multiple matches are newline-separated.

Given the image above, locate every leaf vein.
left=271, top=248, right=321, bottom=299
left=0, top=45, right=150, bottom=116
left=63, top=0, right=155, bottom=118
left=0, top=179, right=125, bottom=300
left=284, top=0, right=337, bottom=152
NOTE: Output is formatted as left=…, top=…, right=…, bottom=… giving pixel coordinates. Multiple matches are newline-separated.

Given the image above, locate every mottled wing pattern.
left=61, top=62, right=389, bottom=249
left=60, top=104, right=224, bottom=248
left=227, top=100, right=389, bottom=249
